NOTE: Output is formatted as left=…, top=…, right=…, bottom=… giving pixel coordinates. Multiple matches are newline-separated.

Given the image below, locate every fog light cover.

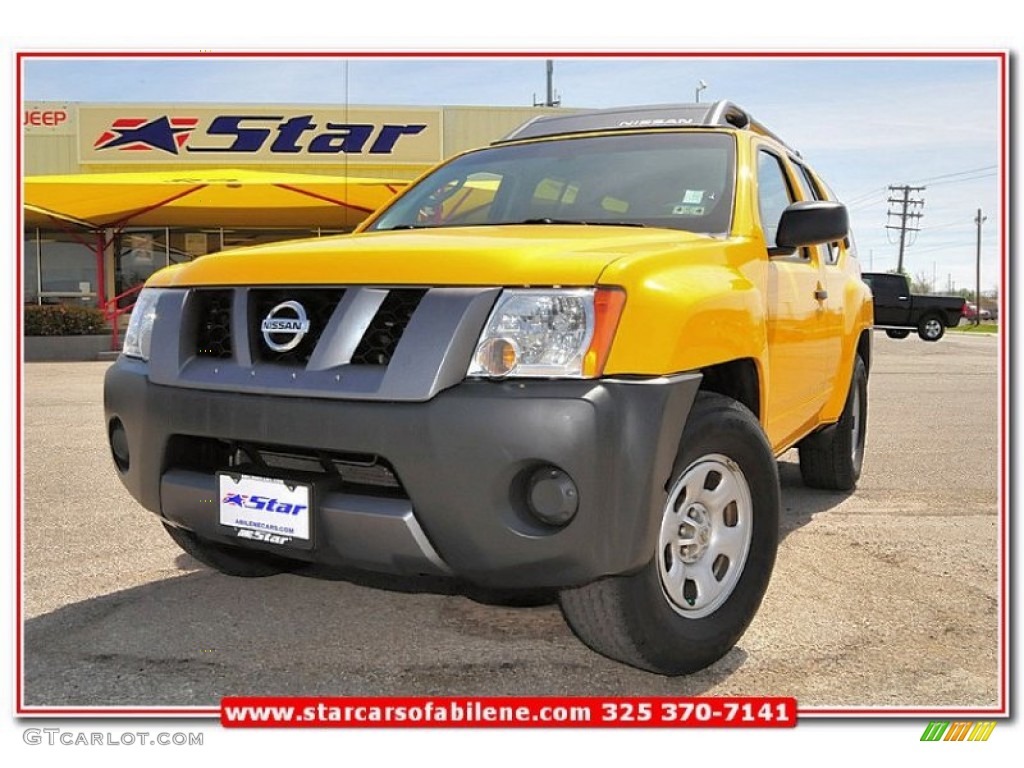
left=109, top=418, right=130, bottom=473
left=526, top=466, right=579, bottom=526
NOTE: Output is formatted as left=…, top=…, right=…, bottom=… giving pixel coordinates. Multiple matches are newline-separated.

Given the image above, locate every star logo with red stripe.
left=93, top=116, right=199, bottom=154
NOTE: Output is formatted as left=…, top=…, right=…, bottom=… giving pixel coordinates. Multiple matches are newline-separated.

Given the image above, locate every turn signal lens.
left=475, top=338, right=519, bottom=377
left=583, top=288, right=626, bottom=377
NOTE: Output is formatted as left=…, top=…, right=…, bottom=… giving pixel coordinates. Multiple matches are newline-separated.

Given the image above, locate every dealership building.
left=22, top=101, right=561, bottom=312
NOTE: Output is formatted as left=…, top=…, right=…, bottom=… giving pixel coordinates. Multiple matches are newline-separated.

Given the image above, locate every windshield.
left=367, top=132, right=735, bottom=234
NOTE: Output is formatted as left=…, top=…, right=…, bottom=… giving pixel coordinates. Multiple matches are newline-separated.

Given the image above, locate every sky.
left=20, top=54, right=1004, bottom=294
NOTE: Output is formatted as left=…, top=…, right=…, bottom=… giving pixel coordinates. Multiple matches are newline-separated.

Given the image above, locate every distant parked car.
left=963, top=302, right=993, bottom=322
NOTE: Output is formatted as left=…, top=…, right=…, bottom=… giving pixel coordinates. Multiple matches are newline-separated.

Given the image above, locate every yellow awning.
left=23, top=169, right=409, bottom=230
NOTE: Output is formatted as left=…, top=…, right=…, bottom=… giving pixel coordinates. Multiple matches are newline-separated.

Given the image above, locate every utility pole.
left=695, top=80, right=708, bottom=103
left=975, top=208, right=986, bottom=325
left=886, top=185, right=925, bottom=273
left=533, top=60, right=561, bottom=107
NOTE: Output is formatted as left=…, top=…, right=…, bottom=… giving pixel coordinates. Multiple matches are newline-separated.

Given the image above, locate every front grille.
left=249, top=288, right=344, bottom=365
left=188, top=286, right=431, bottom=371
left=165, top=435, right=406, bottom=497
left=350, top=289, right=427, bottom=365
left=194, top=290, right=233, bottom=359
left=246, top=447, right=402, bottom=490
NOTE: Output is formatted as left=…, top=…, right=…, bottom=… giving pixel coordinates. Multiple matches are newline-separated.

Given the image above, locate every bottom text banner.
left=221, top=696, right=797, bottom=728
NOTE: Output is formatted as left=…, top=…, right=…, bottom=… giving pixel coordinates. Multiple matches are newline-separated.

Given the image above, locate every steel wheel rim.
left=658, top=454, right=754, bottom=619
left=925, top=319, right=942, bottom=338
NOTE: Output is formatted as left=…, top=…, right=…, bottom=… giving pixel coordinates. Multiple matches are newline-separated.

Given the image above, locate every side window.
left=792, top=161, right=834, bottom=265
left=796, top=164, right=841, bottom=265
left=871, top=276, right=899, bottom=301
left=757, top=151, right=796, bottom=252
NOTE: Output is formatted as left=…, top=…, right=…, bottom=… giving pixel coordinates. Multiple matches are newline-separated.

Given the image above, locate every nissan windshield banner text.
left=78, top=106, right=441, bottom=165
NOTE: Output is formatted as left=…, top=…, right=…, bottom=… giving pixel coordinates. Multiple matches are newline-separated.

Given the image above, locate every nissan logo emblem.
left=260, top=300, right=311, bottom=353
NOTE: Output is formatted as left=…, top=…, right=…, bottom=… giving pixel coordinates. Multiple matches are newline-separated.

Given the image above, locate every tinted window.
left=369, top=132, right=736, bottom=235
left=865, top=274, right=902, bottom=300
left=793, top=161, right=837, bottom=264
left=756, top=151, right=795, bottom=250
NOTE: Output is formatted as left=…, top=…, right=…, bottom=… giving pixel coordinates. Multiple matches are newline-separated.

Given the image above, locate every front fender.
left=600, top=261, right=768, bottom=377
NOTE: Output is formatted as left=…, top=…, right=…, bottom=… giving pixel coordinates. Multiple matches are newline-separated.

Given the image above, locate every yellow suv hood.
left=147, top=225, right=715, bottom=287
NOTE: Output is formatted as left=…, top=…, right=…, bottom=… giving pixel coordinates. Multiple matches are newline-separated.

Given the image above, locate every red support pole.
left=104, top=282, right=145, bottom=353
left=96, top=230, right=106, bottom=309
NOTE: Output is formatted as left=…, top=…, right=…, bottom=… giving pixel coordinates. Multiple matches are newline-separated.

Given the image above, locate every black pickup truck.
left=862, top=272, right=966, bottom=342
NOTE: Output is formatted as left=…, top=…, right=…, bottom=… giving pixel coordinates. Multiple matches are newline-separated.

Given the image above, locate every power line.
left=843, top=165, right=996, bottom=207
left=909, top=165, right=997, bottom=185
left=843, top=186, right=887, bottom=206
left=905, top=240, right=978, bottom=256
left=848, top=196, right=888, bottom=213
left=919, top=220, right=970, bottom=232
left=924, top=171, right=997, bottom=188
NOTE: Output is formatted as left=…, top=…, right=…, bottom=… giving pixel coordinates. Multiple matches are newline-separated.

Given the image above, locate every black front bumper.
left=105, top=359, right=700, bottom=589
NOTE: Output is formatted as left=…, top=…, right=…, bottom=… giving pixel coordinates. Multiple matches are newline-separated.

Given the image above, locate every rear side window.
left=793, top=161, right=838, bottom=265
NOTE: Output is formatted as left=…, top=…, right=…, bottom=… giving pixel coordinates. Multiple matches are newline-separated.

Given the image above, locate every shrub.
left=24, top=304, right=108, bottom=336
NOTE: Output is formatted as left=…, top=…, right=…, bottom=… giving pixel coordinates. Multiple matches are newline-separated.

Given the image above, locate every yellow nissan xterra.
left=105, top=102, right=873, bottom=675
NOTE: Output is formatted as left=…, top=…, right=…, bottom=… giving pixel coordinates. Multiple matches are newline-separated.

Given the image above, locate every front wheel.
left=885, top=329, right=911, bottom=340
left=558, top=393, right=779, bottom=675
left=918, top=315, right=945, bottom=341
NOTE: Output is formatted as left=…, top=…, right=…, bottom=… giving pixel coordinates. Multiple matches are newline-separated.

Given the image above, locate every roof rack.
left=496, top=101, right=795, bottom=153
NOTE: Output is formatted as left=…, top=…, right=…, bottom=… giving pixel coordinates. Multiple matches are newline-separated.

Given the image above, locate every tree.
left=911, top=270, right=933, bottom=295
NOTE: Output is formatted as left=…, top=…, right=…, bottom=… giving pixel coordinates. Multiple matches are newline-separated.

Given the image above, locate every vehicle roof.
left=495, top=101, right=796, bottom=154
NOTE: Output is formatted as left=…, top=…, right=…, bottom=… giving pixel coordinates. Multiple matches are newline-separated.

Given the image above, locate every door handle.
left=814, top=288, right=828, bottom=301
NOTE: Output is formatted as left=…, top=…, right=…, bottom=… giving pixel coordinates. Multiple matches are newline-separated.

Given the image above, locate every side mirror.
left=773, top=201, right=849, bottom=254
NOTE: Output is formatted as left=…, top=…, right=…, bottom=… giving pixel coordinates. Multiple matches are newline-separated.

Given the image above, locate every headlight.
left=468, top=288, right=625, bottom=379
left=122, top=288, right=166, bottom=361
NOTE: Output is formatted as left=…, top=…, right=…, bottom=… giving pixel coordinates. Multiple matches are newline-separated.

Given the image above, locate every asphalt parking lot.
left=21, top=332, right=1001, bottom=709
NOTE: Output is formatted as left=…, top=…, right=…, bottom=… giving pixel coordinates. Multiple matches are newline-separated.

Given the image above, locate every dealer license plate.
left=218, top=473, right=311, bottom=546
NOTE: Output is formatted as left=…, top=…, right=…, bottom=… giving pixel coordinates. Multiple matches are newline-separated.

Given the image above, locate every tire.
left=885, top=329, right=911, bottom=340
left=917, top=315, right=945, bottom=342
left=798, top=356, right=868, bottom=491
left=163, top=522, right=297, bottom=577
left=558, top=393, right=779, bottom=675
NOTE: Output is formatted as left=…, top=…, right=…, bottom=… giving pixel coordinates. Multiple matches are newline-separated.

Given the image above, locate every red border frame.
left=14, top=49, right=1010, bottom=719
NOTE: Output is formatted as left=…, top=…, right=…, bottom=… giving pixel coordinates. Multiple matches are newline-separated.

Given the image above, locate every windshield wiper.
left=515, top=217, right=646, bottom=228
left=381, top=219, right=647, bottom=231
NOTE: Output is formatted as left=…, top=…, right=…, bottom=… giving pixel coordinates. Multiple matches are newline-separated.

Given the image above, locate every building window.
left=217, top=228, right=326, bottom=250
left=37, top=230, right=99, bottom=307
left=23, top=229, right=40, bottom=305
left=115, top=230, right=164, bottom=302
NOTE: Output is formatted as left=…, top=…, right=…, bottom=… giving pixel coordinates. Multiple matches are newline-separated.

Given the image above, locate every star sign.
left=94, top=116, right=196, bottom=154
